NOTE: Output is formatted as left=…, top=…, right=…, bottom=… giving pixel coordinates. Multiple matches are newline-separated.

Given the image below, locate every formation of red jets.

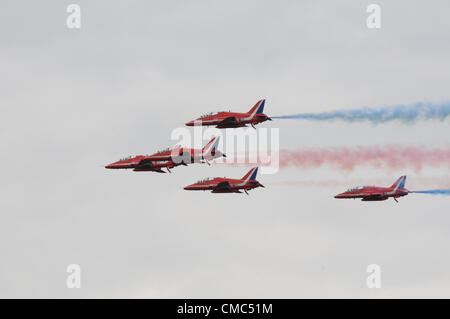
left=106, top=99, right=411, bottom=201
left=106, top=100, right=270, bottom=194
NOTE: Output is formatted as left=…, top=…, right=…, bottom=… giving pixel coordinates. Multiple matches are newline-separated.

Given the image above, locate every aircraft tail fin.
left=247, top=99, right=266, bottom=115
left=242, top=167, right=259, bottom=181
left=202, top=136, right=220, bottom=154
left=391, top=176, right=407, bottom=189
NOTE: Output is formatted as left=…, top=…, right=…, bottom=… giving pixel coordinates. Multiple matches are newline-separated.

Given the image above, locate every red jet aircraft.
left=105, top=136, right=225, bottom=173
left=185, top=99, right=271, bottom=129
left=334, top=176, right=409, bottom=202
left=184, top=167, right=264, bottom=194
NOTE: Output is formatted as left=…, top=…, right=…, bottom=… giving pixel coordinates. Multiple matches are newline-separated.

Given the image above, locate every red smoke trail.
left=270, top=176, right=450, bottom=189
left=278, top=145, right=450, bottom=172
left=214, top=145, right=450, bottom=172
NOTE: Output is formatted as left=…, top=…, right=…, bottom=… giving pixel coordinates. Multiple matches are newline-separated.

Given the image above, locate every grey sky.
left=0, top=0, right=449, bottom=298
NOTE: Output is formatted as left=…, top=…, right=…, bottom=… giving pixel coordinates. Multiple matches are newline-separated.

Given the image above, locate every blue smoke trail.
left=273, top=101, right=450, bottom=124
left=411, top=189, right=450, bottom=195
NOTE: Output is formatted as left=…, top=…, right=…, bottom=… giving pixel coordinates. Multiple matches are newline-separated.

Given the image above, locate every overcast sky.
left=1, top=0, right=449, bottom=298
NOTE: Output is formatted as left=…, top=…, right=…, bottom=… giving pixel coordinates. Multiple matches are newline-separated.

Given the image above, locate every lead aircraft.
left=185, top=99, right=271, bottom=129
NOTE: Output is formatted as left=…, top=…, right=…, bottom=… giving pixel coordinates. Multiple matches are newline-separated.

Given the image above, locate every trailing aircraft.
left=334, top=176, right=408, bottom=202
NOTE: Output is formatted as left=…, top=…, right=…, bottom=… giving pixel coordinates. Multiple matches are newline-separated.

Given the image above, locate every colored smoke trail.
left=279, top=146, right=450, bottom=172
left=269, top=177, right=450, bottom=189
left=214, top=145, right=450, bottom=172
left=411, top=189, right=450, bottom=195
left=272, top=101, right=450, bottom=124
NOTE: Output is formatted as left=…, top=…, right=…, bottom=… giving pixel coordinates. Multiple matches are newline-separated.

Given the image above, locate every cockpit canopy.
left=199, top=112, right=217, bottom=119
left=347, top=186, right=365, bottom=192
left=118, top=155, right=138, bottom=161
left=154, top=147, right=172, bottom=155
left=197, top=177, right=214, bottom=183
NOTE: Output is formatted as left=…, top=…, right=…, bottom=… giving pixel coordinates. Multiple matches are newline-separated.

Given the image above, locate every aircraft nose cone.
left=105, top=161, right=121, bottom=169
left=184, top=185, right=194, bottom=190
left=185, top=120, right=194, bottom=126
left=334, top=194, right=343, bottom=198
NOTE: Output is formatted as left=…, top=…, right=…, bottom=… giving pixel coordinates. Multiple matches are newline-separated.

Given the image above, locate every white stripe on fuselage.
left=113, top=162, right=139, bottom=166
left=241, top=104, right=260, bottom=121
left=235, top=169, right=255, bottom=187
left=385, top=182, right=403, bottom=195
left=188, top=184, right=217, bottom=188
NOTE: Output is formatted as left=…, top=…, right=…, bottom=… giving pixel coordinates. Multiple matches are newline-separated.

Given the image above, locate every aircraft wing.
left=134, top=158, right=156, bottom=169
left=147, top=148, right=182, bottom=161
left=212, top=181, right=233, bottom=192
left=216, top=116, right=239, bottom=128
left=362, top=193, right=385, bottom=200
left=146, top=154, right=172, bottom=161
